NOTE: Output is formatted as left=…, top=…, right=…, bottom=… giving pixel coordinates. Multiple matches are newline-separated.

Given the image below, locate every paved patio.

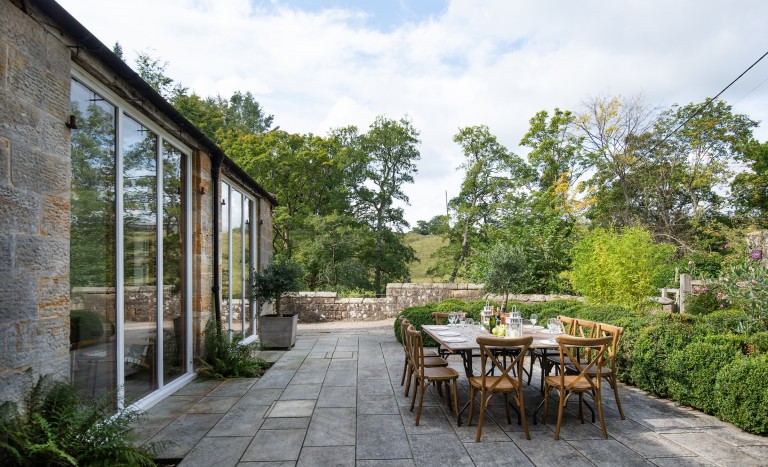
left=139, top=320, right=768, bottom=466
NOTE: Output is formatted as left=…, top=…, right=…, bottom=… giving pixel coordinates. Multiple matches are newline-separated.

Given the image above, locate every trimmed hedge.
left=395, top=297, right=768, bottom=434
left=715, top=354, right=768, bottom=434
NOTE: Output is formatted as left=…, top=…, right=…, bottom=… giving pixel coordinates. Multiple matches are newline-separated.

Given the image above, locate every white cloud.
left=59, top=0, right=768, bottom=225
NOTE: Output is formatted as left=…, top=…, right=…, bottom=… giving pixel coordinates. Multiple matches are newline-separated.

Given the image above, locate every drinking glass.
left=459, top=316, right=466, bottom=328
left=530, top=313, right=538, bottom=327
left=548, top=318, right=560, bottom=334
left=448, top=313, right=459, bottom=327
left=466, top=318, right=474, bottom=333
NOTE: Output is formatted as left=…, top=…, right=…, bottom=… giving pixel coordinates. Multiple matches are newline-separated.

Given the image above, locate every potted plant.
left=252, top=256, right=304, bottom=349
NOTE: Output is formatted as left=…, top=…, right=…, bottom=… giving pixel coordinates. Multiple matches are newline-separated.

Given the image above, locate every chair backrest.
left=596, top=323, right=624, bottom=372
left=432, top=312, right=467, bottom=325
left=573, top=319, right=600, bottom=338
left=400, top=319, right=411, bottom=349
left=554, top=335, right=613, bottom=391
left=406, top=326, right=426, bottom=377
left=476, top=335, right=533, bottom=392
left=558, top=315, right=578, bottom=335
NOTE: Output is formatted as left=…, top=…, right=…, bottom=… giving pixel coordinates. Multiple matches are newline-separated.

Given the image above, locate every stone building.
left=0, top=0, right=276, bottom=409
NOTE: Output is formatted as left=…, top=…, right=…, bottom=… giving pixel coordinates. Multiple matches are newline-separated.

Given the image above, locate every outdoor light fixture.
left=65, top=115, right=78, bottom=129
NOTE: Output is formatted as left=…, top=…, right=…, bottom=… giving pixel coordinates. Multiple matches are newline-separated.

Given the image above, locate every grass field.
left=404, top=232, right=451, bottom=283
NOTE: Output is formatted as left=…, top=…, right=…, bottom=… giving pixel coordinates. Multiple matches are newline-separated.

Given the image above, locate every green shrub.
left=395, top=306, right=438, bottom=346
left=667, top=341, right=739, bottom=414
left=715, top=354, right=768, bottom=434
left=611, top=315, right=654, bottom=384
left=434, top=299, right=471, bottom=313
left=565, top=227, right=675, bottom=309
left=685, top=283, right=727, bottom=316
left=699, top=308, right=754, bottom=334
left=630, top=314, right=699, bottom=397
left=199, top=320, right=271, bottom=378
left=0, top=376, right=162, bottom=466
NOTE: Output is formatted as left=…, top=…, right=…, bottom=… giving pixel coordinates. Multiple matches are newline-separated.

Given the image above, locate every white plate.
left=442, top=337, right=467, bottom=343
left=431, top=326, right=449, bottom=330
left=438, top=331, right=461, bottom=337
left=539, top=329, right=561, bottom=334
left=543, top=339, right=558, bottom=345
left=525, top=325, right=544, bottom=329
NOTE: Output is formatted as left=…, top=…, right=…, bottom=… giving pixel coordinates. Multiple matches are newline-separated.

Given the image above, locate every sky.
left=57, top=0, right=768, bottom=227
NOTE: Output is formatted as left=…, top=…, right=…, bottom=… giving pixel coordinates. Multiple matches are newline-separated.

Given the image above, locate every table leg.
left=456, top=349, right=474, bottom=426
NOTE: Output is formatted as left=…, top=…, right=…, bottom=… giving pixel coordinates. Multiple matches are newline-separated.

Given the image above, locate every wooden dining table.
left=422, top=323, right=562, bottom=426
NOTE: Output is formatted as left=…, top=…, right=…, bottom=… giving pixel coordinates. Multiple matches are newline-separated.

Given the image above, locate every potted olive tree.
left=252, top=256, right=303, bottom=349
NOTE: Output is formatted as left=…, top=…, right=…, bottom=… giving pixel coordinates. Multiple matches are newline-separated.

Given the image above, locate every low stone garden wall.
left=281, top=283, right=579, bottom=323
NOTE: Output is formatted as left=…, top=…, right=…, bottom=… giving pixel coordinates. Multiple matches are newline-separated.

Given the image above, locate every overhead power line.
left=651, top=48, right=768, bottom=152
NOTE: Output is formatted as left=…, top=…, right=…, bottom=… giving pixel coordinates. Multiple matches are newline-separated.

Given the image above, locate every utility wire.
left=650, top=48, right=768, bottom=152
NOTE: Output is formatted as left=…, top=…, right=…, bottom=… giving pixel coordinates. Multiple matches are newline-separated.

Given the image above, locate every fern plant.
left=0, top=375, right=161, bottom=466
left=199, top=320, right=271, bottom=378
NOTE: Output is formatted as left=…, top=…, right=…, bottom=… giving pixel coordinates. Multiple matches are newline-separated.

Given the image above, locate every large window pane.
left=69, top=80, right=117, bottom=400
left=162, top=142, right=185, bottom=385
left=122, top=114, right=157, bottom=403
left=221, top=182, right=231, bottom=330
left=244, top=199, right=252, bottom=337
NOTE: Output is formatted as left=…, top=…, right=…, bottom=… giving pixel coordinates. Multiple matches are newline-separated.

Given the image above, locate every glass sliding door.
left=69, top=79, right=117, bottom=400
left=162, top=142, right=185, bottom=385
left=221, top=181, right=256, bottom=340
left=122, top=114, right=158, bottom=403
left=69, top=75, right=191, bottom=408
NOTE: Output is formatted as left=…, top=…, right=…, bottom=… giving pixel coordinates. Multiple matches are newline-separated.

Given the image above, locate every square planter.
left=260, top=314, right=298, bottom=350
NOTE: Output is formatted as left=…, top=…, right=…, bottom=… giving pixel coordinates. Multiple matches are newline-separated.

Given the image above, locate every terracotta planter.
left=260, top=314, right=298, bottom=350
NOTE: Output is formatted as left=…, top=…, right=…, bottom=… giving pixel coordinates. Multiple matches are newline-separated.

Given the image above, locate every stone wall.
left=282, top=283, right=579, bottom=323
left=0, top=0, right=72, bottom=403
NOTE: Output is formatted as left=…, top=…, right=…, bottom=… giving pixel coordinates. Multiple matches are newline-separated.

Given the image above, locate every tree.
left=346, top=116, right=421, bottom=294
left=575, top=94, right=657, bottom=227
left=438, top=125, right=524, bottom=282
left=251, top=256, right=303, bottom=316
left=479, top=243, right=529, bottom=310
left=135, top=50, right=187, bottom=100
left=731, top=140, right=768, bottom=229
left=413, top=215, right=449, bottom=235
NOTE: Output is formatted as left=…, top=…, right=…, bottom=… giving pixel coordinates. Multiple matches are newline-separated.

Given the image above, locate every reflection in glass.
left=230, top=189, right=242, bottom=334
left=122, top=114, right=157, bottom=403
left=69, top=79, right=117, bottom=400
left=244, top=199, right=252, bottom=337
left=221, top=181, right=231, bottom=330
left=162, top=142, right=185, bottom=385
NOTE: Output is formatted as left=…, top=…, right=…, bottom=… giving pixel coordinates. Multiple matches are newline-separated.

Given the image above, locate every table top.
left=422, top=324, right=562, bottom=352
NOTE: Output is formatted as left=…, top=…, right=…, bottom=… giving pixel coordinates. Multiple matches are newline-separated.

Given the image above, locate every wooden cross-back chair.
left=401, top=321, right=448, bottom=397
left=542, top=335, right=613, bottom=440
left=469, top=335, right=533, bottom=442
left=406, top=327, right=459, bottom=426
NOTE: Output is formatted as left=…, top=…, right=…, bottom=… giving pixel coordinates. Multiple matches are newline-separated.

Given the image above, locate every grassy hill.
left=404, top=232, right=451, bottom=283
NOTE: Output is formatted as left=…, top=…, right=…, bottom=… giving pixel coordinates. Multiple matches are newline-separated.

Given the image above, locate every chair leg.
left=595, top=389, right=608, bottom=438
left=410, top=375, right=418, bottom=411
left=452, top=380, right=459, bottom=417
left=444, top=382, right=453, bottom=413
left=400, top=357, right=408, bottom=386
left=555, top=390, right=565, bottom=440
left=611, top=376, right=626, bottom=420
left=415, top=380, right=426, bottom=426
left=476, top=390, right=487, bottom=443
left=578, top=392, right=585, bottom=423
left=404, top=365, right=413, bottom=397
left=542, top=386, right=550, bottom=424
left=468, top=385, right=476, bottom=427
left=517, top=390, right=531, bottom=440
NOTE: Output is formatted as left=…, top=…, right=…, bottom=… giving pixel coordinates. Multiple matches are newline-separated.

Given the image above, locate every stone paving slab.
left=141, top=319, right=768, bottom=466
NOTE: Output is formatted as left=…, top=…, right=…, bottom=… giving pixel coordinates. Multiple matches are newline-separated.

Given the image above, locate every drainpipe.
left=211, top=153, right=224, bottom=327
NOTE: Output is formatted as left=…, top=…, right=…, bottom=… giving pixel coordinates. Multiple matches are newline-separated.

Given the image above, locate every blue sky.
left=258, top=0, right=449, bottom=30
left=58, top=0, right=768, bottom=226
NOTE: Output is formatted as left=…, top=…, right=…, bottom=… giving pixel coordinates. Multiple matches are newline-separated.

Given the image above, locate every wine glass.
left=530, top=313, right=538, bottom=327
left=466, top=318, right=474, bottom=333
left=448, top=313, right=459, bottom=327
left=547, top=318, right=560, bottom=334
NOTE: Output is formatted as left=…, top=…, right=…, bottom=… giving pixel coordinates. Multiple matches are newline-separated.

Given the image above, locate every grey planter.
left=260, top=314, right=298, bottom=350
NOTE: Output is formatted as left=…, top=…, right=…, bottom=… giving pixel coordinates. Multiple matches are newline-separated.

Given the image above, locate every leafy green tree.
left=413, top=215, right=449, bottom=235
left=478, top=243, right=529, bottom=310
left=344, top=116, right=421, bottom=294
left=436, top=125, right=526, bottom=282
left=565, top=227, right=675, bottom=309
left=520, top=108, right=586, bottom=190
left=732, top=140, right=768, bottom=229
left=135, top=49, right=187, bottom=100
